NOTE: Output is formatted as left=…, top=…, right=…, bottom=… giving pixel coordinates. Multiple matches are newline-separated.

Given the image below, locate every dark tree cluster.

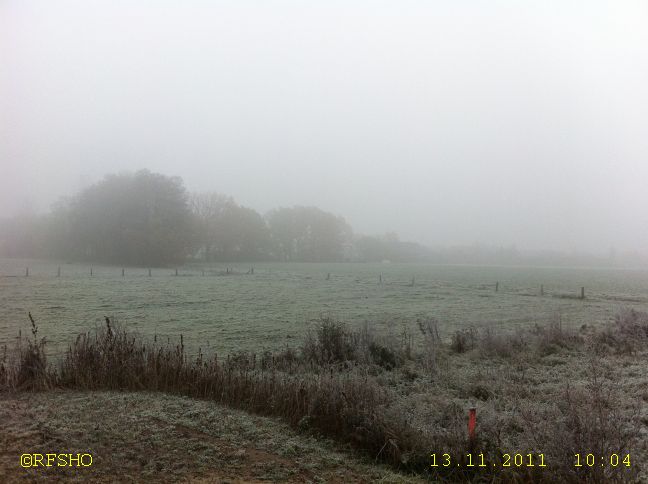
left=190, top=192, right=271, bottom=262
left=69, top=171, right=194, bottom=265
left=0, top=170, right=368, bottom=266
left=1, top=171, right=194, bottom=266
left=266, top=206, right=353, bottom=262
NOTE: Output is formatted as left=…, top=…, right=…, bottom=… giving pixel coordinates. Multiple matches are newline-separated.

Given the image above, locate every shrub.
left=302, top=318, right=408, bottom=370
left=478, top=327, right=525, bottom=358
left=450, top=328, right=477, bottom=353
left=591, top=308, right=648, bottom=355
left=520, top=358, right=640, bottom=483
left=368, top=341, right=399, bottom=370
left=615, top=308, right=648, bottom=338
left=302, top=317, right=355, bottom=365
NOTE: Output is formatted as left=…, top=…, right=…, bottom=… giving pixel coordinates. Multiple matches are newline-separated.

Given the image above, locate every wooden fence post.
left=581, top=287, right=585, bottom=299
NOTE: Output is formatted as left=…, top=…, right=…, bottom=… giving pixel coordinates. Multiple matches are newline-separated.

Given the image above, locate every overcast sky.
left=2, top=1, right=647, bottom=253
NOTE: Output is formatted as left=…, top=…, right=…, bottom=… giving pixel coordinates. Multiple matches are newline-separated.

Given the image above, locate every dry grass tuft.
left=592, top=308, right=648, bottom=355
left=521, top=357, right=639, bottom=483
left=0, top=313, right=53, bottom=391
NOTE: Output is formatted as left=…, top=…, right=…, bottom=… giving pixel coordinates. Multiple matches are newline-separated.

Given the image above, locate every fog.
left=2, top=0, right=648, bottom=254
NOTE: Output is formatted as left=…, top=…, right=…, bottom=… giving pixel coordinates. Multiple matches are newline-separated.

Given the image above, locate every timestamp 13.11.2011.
left=430, top=453, right=546, bottom=468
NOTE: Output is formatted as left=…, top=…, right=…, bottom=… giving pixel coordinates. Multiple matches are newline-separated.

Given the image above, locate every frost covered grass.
left=2, top=311, right=646, bottom=482
left=0, top=391, right=418, bottom=483
left=4, top=260, right=648, bottom=358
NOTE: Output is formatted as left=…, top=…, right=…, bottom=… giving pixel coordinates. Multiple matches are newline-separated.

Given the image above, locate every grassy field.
left=2, top=258, right=648, bottom=357
left=2, top=256, right=648, bottom=482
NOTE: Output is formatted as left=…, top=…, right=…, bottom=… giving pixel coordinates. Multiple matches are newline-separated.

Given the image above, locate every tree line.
left=0, top=170, right=429, bottom=266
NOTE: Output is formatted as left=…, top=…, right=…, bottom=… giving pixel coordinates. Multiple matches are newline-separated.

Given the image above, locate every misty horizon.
left=2, top=167, right=646, bottom=265
left=2, top=1, right=648, bottom=254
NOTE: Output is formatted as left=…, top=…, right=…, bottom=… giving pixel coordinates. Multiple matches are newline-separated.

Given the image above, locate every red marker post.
left=468, top=407, right=477, bottom=442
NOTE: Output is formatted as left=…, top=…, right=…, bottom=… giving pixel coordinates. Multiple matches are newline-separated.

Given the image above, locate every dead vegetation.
left=1, top=310, right=646, bottom=483
left=448, top=315, right=583, bottom=360
left=591, top=308, right=648, bottom=355
left=520, top=358, right=640, bottom=483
